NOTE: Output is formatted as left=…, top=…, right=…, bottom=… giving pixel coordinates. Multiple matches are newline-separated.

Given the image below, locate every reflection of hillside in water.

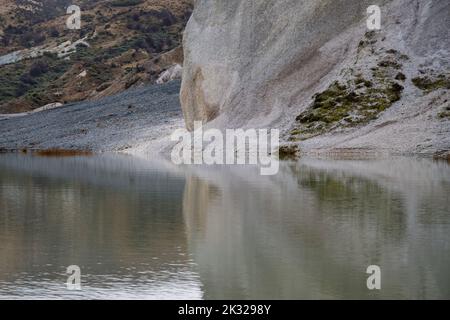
left=182, top=159, right=450, bottom=299
left=1, top=154, right=449, bottom=299
left=0, top=154, right=201, bottom=299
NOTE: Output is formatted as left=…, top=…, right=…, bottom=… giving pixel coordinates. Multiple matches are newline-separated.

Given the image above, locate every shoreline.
left=1, top=80, right=448, bottom=162
left=0, top=80, right=184, bottom=154
left=1, top=146, right=449, bottom=163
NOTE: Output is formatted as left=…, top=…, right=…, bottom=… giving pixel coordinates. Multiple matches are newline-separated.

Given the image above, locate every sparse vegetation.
left=29, top=61, right=49, bottom=77
left=395, top=72, right=406, bottom=81
left=438, top=105, right=450, bottom=119
left=378, top=59, right=402, bottom=70
left=0, top=1, right=193, bottom=113
left=49, top=28, right=60, bottom=38
left=290, top=45, right=412, bottom=141
left=412, top=74, right=450, bottom=93
left=0, top=54, right=70, bottom=110
left=291, top=75, right=404, bottom=140
left=358, top=31, right=378, bottom=51
left=279, top=144, right=300, bottom=160
left=438, top=111, right=450, bottom=119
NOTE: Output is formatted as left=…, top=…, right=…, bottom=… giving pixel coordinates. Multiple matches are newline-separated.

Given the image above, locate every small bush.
left=29, top=61, right=49, bottom=77
left=20, top=73, right=36, bottom=85
left=19, top=31, right=46, bottom=48
left=49, top=28, right=60, bottom=37
left=15, top=83, right=29, bottom=97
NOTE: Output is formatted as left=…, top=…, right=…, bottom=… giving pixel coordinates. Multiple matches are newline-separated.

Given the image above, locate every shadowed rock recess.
left=181, top=0, right=450, bottom=157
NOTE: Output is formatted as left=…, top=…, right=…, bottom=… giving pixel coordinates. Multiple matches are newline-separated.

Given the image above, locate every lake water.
left=0, top=153, right=449, bottom=299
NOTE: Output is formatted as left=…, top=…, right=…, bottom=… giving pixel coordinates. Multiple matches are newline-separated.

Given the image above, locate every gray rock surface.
left=181, top=0, right=450, bottom=156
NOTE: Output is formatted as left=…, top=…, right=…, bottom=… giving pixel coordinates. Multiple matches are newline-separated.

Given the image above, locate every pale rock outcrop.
left=0, top=36, right=90, bottom=67
left=0, top=102, right=63, bottom=119
left=157, top=64, right=183, bottom=84
left=33, top=102, right=63, bottom=113
left=181, top=0, right=450, bottom=155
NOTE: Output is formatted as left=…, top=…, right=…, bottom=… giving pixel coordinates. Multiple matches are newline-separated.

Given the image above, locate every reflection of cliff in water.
left=182, top=159, right=450, bottom=299
left=1, top=154, right=449, bottom=299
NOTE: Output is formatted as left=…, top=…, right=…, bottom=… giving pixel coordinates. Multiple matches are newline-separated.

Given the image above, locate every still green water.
left=0, top=154, right=449, bottom=299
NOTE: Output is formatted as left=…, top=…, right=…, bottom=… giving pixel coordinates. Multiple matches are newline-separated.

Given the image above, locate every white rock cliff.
left=181, top=0, right=450, bottom=156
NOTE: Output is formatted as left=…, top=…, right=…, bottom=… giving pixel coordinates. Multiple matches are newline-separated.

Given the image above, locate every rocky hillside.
left=181, top=0, right=450, bottom=157
left=0, top=0, right=192, bottom=113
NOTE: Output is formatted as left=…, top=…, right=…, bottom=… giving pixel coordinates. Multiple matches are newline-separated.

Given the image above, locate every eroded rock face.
left=181, top=0, right=391, bottom=130
left=180, top=0, right=450, bottom=155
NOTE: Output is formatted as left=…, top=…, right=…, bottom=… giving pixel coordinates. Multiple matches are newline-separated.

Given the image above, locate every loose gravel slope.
left=0, top=81, right=183, bottom=152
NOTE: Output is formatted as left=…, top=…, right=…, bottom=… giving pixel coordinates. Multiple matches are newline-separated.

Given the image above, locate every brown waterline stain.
left=34, top=149, right=93, bottom=157
left=0, top=148, right=93, bottom=157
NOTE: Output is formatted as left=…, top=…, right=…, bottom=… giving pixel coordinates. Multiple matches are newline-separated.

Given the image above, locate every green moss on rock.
left=438, top=111, right=450, bottom=119
left=291, top=76, right=404, bottom=140
left=438, top=105, right=450, bottom=119
left=412, top=74, right=450, bottom=93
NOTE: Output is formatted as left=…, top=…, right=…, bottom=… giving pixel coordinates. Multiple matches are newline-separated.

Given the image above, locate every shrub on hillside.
left=49, top=28, right=60, bottom=38
left=19, top=31, right=46, bottom=48
left=19, top=73, right=36, bottom=85
left=29, top=61, right=49, bottom=77
left=15, top=83, right=29, bottom=97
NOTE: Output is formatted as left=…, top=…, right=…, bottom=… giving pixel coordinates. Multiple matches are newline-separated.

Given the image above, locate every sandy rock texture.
left=180, top=0, right=450, bottom=156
